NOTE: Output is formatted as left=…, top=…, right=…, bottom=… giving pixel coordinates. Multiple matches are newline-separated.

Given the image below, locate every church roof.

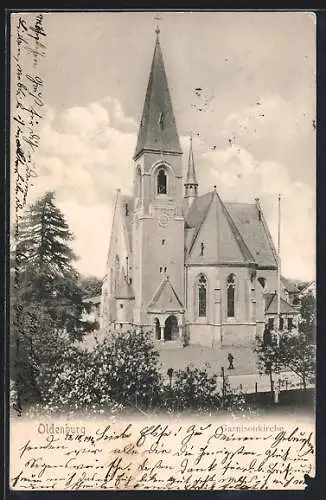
left=185, top=191, right=212, bottom=229
left=185, top=191, right=255, bottom=264
left=121, top=192, right=278, bottom=270
left=225, top=202, right=278, bottom=268
left=265, top=293, right=299, bottom=315
left=148, top=277, right=184, bottom=312
left=133, top=33, right=182, bottom=160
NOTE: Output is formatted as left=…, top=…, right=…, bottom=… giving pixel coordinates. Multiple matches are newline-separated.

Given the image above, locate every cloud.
left=57, top=200, right=113, bottom=279
left=219, top=94, right=315, bottom=185
left=23, top=98, right=136, bottom=277
left=197, top=145, right=315, bottom=281
left=23, top=94, right=314, bottom=281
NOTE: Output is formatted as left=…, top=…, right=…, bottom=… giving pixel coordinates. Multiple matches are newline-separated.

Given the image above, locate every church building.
left=100, top=27, right=298, bottom=347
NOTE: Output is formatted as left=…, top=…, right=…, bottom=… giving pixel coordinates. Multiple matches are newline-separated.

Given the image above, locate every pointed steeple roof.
left=185, top=135, right=198, bottom=186
left=133, top=31, right=182, bottom=160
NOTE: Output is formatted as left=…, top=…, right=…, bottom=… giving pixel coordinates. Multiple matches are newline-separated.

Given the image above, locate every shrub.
left=92, top=329, right=162, bottom=409
left=32, top=328, right=162, bottom=414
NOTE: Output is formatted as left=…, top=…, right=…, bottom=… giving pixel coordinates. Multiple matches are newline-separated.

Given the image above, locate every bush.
left=32, top=328, right=162, bottom=414
left=157, top=365, right=252, bottom=416
left=35, top=345, right=120, bottom=415
left=170, top=365, right=220, bottom=412
left=92, top=330, right=162, bottom=409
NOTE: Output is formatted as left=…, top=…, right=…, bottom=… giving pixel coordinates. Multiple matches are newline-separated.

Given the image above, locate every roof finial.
left=154, top=14, right=162, bottom=36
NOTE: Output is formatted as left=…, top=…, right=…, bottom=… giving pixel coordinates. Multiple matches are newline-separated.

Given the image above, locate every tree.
left=11, top=192, right=98, bottom=409
left=255, top=332, right=316, bottom=392
left=278, top=333, right=315, bottom=391
left=15, top=191, right=77, bottom=287
left=10, top=300, right=69, bottom=410
left=12, top=191, right=96, bottom=340
left=79, top=275, right=103, bottom=298
left=299, top=293, right=316, bottom=344
left=92, top=330, right=162, bottom=410
left=35, top=329, right=162, bottom=414
left=255, top=336, right=283, bottom=393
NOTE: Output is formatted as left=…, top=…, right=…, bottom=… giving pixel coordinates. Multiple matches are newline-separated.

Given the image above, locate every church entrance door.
left=164, top=315, right=178, bottom=341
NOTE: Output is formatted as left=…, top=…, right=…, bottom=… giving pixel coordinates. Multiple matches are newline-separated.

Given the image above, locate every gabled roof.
left=133, top=33, right=182, bottom=160
left=299, top=280, right=316, bottom=294
left=265, top=293, right=299, bottom=315
left=148, top=277, right=184, bottom=312
left=184, top=191, right=254, bottom=264
left=225, top=202, right=278, bottom=268
left=185, top=191, right=212, bottom=228
left=281, top=276, right=300, bottom=294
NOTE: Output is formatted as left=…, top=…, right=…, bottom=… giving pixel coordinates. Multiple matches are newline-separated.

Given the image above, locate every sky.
left=11, top=11, right=316, bottom=281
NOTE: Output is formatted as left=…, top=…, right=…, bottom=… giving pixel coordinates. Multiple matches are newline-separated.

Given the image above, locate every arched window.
left=157, top=168, right=167, bottom=194
left=227, top=273, right=236, bottom=318
left=197, top=274, right=207, bottom=317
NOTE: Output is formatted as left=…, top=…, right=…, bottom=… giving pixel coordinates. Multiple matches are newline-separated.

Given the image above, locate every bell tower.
left=132, top=26, right=184, bottom=328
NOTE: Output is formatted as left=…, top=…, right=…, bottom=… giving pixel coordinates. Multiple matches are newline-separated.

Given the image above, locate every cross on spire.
left=154, top=14, right=162, bottom=35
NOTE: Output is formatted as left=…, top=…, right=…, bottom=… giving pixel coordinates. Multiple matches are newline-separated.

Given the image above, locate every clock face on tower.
left=158, top=213, right=169, bottom=227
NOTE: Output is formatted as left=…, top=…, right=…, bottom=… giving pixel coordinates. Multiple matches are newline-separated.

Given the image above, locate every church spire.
left=133, top=26, right=182, bottom=160
left=184, top=134, right=198, bottom=205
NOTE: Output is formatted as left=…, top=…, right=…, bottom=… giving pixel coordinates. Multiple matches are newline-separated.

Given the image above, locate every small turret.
left=184, top=134, right=198, bottom=208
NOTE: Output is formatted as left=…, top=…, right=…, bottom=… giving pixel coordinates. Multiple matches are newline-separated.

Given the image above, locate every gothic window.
left=200, top=242, right=204, bottom=256
left=197, top=274, right=207, bottom=317
left=227, top=273, right=236, bottom=318
left=279, top=316, right=284, bottom=330
left=157, top=168, right=167, bottom=194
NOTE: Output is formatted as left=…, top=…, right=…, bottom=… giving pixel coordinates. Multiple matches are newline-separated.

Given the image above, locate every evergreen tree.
left=11, top=192, right=98, bottom=410
left=12, top=191, right=96, bottom=340
left=15, top=191, right=77, bottom=298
